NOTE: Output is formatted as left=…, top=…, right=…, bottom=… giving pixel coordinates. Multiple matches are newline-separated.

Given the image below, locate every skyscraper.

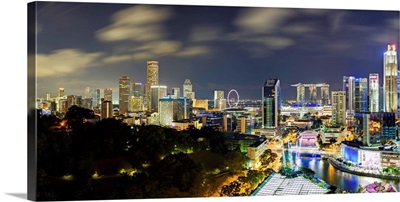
left=296, top=84, right=305, bottom=106
left=171, top=87, right=180, bottom=99
left=183, top=79, right=193, bottom=98
left=101, top=100, right=113, bottom=120
left=214, top=90, right=225, bottom=109
left=159, top=97, right=190, bottom=126
left=354, top=77, right=368, bottom=112
left=58, top=88, right=65, bottom=97
left=383, top=44, right=398, bottom=115
left=331, top=91, right=346, bottom=126
left=90, top=88, right=101, bottom=108
left=321, top=84, right=330, bottom=106
left=150, top=85, right=167, bottom=113
left=130, top=96, right=143, bottom=112
left=343, top=76, right=355, bottom=115
left=369, top=73, right=379, bottom=112
left=119, top=76, right=130, bottom=115
left=84, top=87, right=91, bottom=99
left=309, top=84, right=317, bottom=104
left=132, top=83, right=144, bottom=97
left=104, top=88, right=112, bottom=102
left=147, top=61, right=159, bottom=111
left=262, top=78, right=281, bottom=128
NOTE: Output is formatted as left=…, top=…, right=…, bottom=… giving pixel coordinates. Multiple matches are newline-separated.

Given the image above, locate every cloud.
left=330, top=11, right=347, bottom=34
left=174, top=46, right=210, bottom=57
left=37, top=49, right=104, bottom=77
left=96, top=5, right=172, bottom=42
left=189, top=25, right=222, bottom=42
left=281, top=24, right=316, bottom=35
left=234, top=8, right=296, bottom=34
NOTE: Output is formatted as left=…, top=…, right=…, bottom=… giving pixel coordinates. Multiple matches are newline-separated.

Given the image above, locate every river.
left=287, top=151, right=400, bottom=193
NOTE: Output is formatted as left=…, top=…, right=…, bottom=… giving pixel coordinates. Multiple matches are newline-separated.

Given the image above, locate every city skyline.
left=35, top=2, right=399, bottom=101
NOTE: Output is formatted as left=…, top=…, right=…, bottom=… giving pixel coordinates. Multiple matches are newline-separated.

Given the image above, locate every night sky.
left=34, top=2, right=399, bottom=102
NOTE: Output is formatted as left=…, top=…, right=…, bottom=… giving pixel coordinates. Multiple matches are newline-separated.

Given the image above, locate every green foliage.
left=224, top=150, right=247, bottom=172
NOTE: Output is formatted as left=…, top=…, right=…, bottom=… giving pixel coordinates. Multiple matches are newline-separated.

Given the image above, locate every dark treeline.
left=36, top=106, right=257, bottom=200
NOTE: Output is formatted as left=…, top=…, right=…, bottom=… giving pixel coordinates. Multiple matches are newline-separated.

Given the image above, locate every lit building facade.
left=343, top=76, right=355, bottom=115
left=58, top=88, right=65, bottom=97
left=331, top=91, right=346, bottom=126
left=159, top=97, right=190, bottom=126
left=192, top=99, right=208, bottom=110
left=147, top=61, right=159, bottom=111
left=90, top=88, right=101, bottom=108
left=369, top=73, right=379, bottom=112
left=354, top=112, right=397, bottom=145
left=130, top=96, right=143, bottom=112
left=183, top=79, right=193, bottom=99
left=355, top=77, right=368, bottom=113
left=119, top=76, right=130, bottom=115
left=262, top=78, right=280, bottom=128
left=104, top=88, right=112, bottom=102
left=132, top=82, right=144, bottom=97
left=383, top=45, right=398, bottom=115
left=214, top=90, right=225, bottom=109
left=171, top=87, right=180, bottom=99
left=150, top=85, right=167, bottom=113
left=101, top=100, right=113, bottom=120
left=321, top=85, right=330, bottom=106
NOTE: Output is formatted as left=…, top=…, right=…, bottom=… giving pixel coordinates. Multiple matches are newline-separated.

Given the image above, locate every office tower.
left=343, top=76, right=355, bottom=115
left=171, top=87, right=180, bottom=99
left=309, top=84, right=317, bottom=104
left=355, top=77, right=368, bottom=112
left=130, top=96, right=144, bottom=112
left=66, top=95, right=82, bottom=108
left=101, top=100, right=113, bottom=120
left=147, top=61, right=159, bottom=112
left=159, top=97, right=190, bottom=126
left=183, top=79, right=193, bottom=98
left=187, top=92, right=195, bottom=100
left=90, top=88, right=101, bottom=108
left=235, top=116, right=249, bottom=134
left=331, top=91, right=346, bottom=126
left=132, top=83, right=144, bottom=97
left=104, top=88, right=112, bottom=102
left=46, top=93, right=51, bottom=101
left=214, top=90, right=225, bottom=109
left=82, top=98, right=92, bottom=109
left=383, top=45, right=398, bottom=114
left=84, top=87, right=91, bottom=99
left=321, top=84, right=330, bottom=106
left=119, top=76, right=130, bottom=115
left=58, top=98, right=68, bottom=114
left=369, top=73, right=379, bottom=112
left=150, top=85, right=167, bottom=113
left=262, top=78, right=281, bottom=128
left=58, top=88, right=65, bottom=97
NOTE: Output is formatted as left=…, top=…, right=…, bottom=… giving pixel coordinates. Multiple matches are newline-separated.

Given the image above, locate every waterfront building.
left=319, top=125, right=346, bottom=144
left=383, top=45, right=398, bottom=115
left=369, top=73, right=380, bottom=112
left=343, top=76, right=355, bottom=116
left=262, top=78, right=281, bottom=128
left=353, top=112, right=397, bottom=145
left=119, top=76, right=130, bottom=115
left=355, top=77, right=368, bottom=113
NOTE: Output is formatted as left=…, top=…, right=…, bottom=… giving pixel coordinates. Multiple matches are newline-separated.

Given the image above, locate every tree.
left=224, top=150, right=247, bottom=172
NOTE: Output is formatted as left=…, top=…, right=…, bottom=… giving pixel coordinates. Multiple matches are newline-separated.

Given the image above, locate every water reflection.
left=288, top=151, right=400, bottom=193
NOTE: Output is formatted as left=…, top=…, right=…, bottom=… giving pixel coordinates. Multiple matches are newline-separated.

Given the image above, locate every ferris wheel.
left=227, top=89, right=239, bottom=108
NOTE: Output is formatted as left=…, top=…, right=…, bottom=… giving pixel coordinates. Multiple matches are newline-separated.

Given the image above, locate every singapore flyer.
left=227, top=89, right=239, bottom=108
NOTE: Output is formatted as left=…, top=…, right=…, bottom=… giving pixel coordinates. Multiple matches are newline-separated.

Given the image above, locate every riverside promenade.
left=328, top=157, right=400, bottom=180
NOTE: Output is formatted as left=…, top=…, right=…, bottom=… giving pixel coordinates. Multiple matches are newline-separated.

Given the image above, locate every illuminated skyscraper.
left=355, top=77, right=368, bottom=112
left=84, top=87, right=91, bottom=99
left=214, top=90, right=225, bottom=109
left=309, top=84, right=317, bottom=104
left=331, top=91, right=346, bottom=126
left=150, top=85, right=167, bottom=113
left=58, top=88, right=65, bottom=97
left=383, top=45, right=398, bottom=115
left=172, top=87, right=180, bottom=99
left=104, top=88, right=112, bottom=102
left=296, top=84, right=305, bottom=106
left=119, top=76, right=130, bottom=115
left=147, top=61, right=159, bottom=111
left=343, top=76, right=355, bottom=115
left=132, top=83, right=144, bottom=97
left=262, top=78, right=280, bottom=128
left=90, top=88, right=101, bottom=108
left=159, top=97, right=190, bottom=126
left=321, top=84, right=330, bottom=106
left=183, top=79, right=193, bottom=98
left=369, top=73, right=379, bottom=112
left=130, top=96, right=143, bottom=112
left=101, top=100, right=113, bottom=120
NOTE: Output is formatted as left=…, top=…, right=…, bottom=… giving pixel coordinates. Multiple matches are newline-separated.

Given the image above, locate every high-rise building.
left=101, top=100, right=113, bottom=120
left=309, top=84, right=317, bottom=104
left=119, top=76, right=130, bottom=115
left=369, top=73, right=379, bottom=112
left=66, top=95, right=82, bottom=108
left=343, top=76, right=355, bottom=115
left=90, top=88, right=101, bottom=108
left=84, top=87, right=91, bottom=99
left=58, top=88, right=65, bottom=97
left=214, top=90, right=225, bottom=109
left=130, top=96, right=143, bottom=112
left=104, top=88, right=112, bottom=102
left=296, top=85, right=305, bottom=106
left=81, top=98, right=92, bottom=109
left=355, top=77, right=368, bottom=113
left=383, top=44, right=398, bottom=115
left=321, top=84, right=330, bottom=106
left=171, top=87, right=180, bottom=99
left=159, top=97, right=190, bottom=126
left=331, top=91, right=346, bottom=126
left=183, top=79, right=193, bottom=98
left=59, top=98, right=68, bottom=114
left=147, top=61, right=159, bottom=111
left=150, top=85, right=167, bottom=113
left=132, top=83, right=144, bottom=97
left=262, top=78, right=281, bottom=128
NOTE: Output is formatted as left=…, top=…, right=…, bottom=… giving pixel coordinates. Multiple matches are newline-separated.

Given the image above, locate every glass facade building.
left=262, top=78, right=280, bottom=128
